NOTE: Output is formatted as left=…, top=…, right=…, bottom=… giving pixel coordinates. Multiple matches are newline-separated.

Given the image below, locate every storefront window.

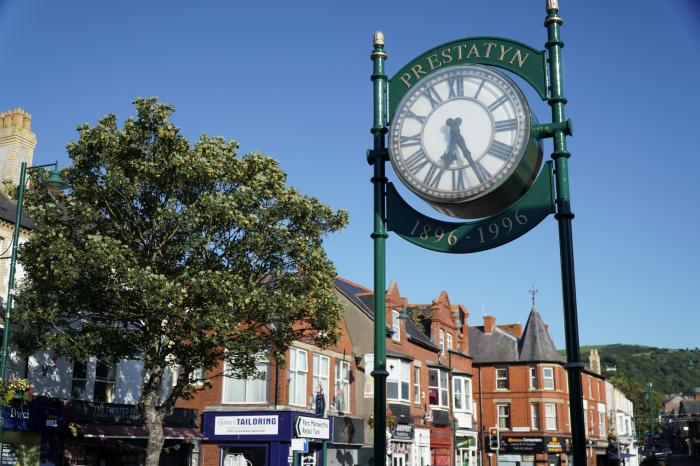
left=333, top=360, right=350, bottom=413
left=387, top=358, right=410, bottom=402
left=452, top=376, right=471, bottom=412
left=312, top=353, right=330, bottom=399
left=71, top=359, right=89, bottom=400
left=93, top=360, right=116, bottom=403
left=223, top=361, right=268, bottom=403
left=428, top=368, right=448, bottom=407
left=288, top=347, right=308, bottom=406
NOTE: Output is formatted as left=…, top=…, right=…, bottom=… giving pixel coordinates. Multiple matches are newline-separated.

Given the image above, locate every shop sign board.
left=500, top=436, right=545, bottom=453
left=295, top=416, right=330, bottom=440
left=500, top=455, right=522, bottom=462
left=456, top=436, right=477, bottom=448
left=392, top=423, right=414, bottom=442
left=214, top=415, right=279, bottom=436
left=0, top=445, right=17, bottom=466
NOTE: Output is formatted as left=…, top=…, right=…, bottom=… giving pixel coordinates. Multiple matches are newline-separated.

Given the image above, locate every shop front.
left=497, top=435, right=571, bottom=466
left=390, top=423, right=414, bottom=466
left=62, top=400, right=201, bottom=466
left=202, top=410, right=330, bottom=466
left=0, top=396, right=63, bottom=466
left=327, top=415, right=365, bottom=466
left=430, top=427, right=452, bottom=466
left=412, top=428, right=430, bottom=466
left=455, top=430, right=478, bottom=466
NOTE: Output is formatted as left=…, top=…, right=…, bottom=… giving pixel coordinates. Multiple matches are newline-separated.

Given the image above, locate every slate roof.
left=679, top=400, right=700, bottom=415
left=469, top=306, right=564, bottom=364
left=0, top=191, right=33, bottom=229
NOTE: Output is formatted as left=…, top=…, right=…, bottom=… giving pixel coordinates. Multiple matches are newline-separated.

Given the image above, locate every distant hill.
left=576, top=344, right=700, bottom=396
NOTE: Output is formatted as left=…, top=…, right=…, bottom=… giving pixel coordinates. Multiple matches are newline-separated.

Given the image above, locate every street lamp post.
left=0, top=161, right=65, bottom=457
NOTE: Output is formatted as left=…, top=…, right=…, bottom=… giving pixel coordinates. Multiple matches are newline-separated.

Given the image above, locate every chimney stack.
left=589, top=349, right=601, bottom=375
left=483, top=315, right=496, bottom=334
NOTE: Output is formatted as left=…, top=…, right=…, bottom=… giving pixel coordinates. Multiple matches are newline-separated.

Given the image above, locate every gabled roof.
left=518, top=308, right=565, bottom=363
left=469, top=325, right=519, bottom=363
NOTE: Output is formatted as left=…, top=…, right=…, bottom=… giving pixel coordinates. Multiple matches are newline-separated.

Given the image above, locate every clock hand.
left=441, top=118, right=460, bottom=167
left=446, top=118, right=486, bottom=184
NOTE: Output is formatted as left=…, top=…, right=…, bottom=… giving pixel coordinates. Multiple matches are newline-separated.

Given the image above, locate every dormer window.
left=391, top=310, right=400, bottom=342
left=446, top=333, right=453, bottom=351
left=439, top=329, right=445, bottom=354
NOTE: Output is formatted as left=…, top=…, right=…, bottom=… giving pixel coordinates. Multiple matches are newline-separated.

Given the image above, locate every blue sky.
left=1, top=0, right=699, bottom=349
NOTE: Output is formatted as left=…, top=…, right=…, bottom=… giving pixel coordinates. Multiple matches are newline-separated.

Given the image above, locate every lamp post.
left=0, top=161, right=65, bottom=457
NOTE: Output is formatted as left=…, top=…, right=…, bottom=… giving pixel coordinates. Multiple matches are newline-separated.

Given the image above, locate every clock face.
left=388, top=64, right=532, bottom=210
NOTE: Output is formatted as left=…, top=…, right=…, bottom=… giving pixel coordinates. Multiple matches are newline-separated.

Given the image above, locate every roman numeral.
left=488, top=95, right=509, bottom=112
left=448, top=77, right=464, bottom=98
left=423, top=165, right=443, bottom=189
left=406, top=110, right=426, bottom=124
left=424, top=87, right=443, bottom=109
left=400, top=134, right=421, bottom=147
left=404, top=150, right=429, bottom=174
left=494, top=119, right=517, bottom=132
left=488, top=141, right=513, bottom=160
left=474, top=79, right=485, bottom=99
left=471, top=162, right=490, bottom=184
left=452, top=169, right=467, bottom=191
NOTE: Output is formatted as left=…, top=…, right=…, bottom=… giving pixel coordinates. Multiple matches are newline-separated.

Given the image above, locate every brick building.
left=470, top=300, right=607, bottom=466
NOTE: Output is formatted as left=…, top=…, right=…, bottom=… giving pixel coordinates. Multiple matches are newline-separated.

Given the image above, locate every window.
left=71, top=359, right=89, bottom=400
left=588, top=376, right=592, bottom=398
left=428, top=368, right=449, bottom=408
left=446, top=333, right=453, bottom=351
left=439, top=330, right=445, bottom=354
left=391, top=310, right=401, bottom=342
left=497, top=403, right=511, bottom=429
left=531, top=403, right=541, bottom=430
left=545, top=403, right=557, bottom=430
left=93, top=360, right=116, bottom=403
left=598, top=381, right=603, bottom=401
left=453, top=376, right=472, bottom=412
left=495, top=367, right=509, bottom=390
left=333, top=360, right=350, bottom=413
left=598, top=411, right=606, bottom=434
left=313, top=354, right=330, bottom=401
left=543, top=366, right=554, bottom=390
left=288, top=347, right=308, bottom=406
left=387, top=358, right=410, bottom=402
left=189, top=367, right=205, bottom=385
left=223, top=360, right=269, bottom=403
left=530, top=367, right=538, bottom=389
left=414, top=366, right=421, bottom=404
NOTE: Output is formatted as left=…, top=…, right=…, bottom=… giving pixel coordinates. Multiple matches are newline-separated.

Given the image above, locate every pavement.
left=668, top=455, right=700, bottom=466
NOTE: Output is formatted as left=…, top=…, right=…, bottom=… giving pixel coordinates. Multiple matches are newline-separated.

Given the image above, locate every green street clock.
left=388, top=64, right=542, bottom=219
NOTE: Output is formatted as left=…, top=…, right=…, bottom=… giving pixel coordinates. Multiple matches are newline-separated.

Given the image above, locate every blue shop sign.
left=1, top=397, right=62, bottom=432
left=202, top=411, right=331, bottom=442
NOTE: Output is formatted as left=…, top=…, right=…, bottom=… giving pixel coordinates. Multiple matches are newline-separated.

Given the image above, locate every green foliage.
left=0, top=378, right=32, bottom=406
left=14, top=97, right=347, bottom=415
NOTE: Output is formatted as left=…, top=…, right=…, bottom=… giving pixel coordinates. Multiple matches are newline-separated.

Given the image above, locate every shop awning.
left=75, top=424, right=204, bottom=440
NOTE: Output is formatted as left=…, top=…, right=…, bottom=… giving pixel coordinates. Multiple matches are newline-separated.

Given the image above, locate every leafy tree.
left=14, top=98, right=348, bottom=465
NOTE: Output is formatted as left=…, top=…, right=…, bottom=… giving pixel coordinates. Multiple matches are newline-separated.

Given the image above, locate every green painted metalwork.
left=544, top=4, right=586, bottom=466
left=369, top=32, right=389, bottom=466
left=388, top=36, right=548, bottom=121
left=387, top=162, right=554, bottom=254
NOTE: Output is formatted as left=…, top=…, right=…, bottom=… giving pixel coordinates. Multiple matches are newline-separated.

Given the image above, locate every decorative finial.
left=373, top=31, right=385, bottom=47
left=546, top=0, right=559, bottom=10
left=529, top=286, right=538, bottom=308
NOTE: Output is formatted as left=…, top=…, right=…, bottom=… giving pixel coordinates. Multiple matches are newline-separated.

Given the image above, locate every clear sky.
left=1, top=0, right=699, bottom=350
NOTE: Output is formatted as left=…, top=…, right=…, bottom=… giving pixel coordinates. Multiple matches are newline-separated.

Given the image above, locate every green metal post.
left=322, top=439, right=327, bottom=466
left=544, top=3, right=586, bottom=466
left=0, top=161, right=27, bottom=459
left=648, top=382, right=654, bottom=448
left=369, top=31, right=389, bottom=466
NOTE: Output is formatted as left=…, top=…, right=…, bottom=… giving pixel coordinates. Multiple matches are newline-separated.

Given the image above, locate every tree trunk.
left=141, top=371, right=166, bottom=466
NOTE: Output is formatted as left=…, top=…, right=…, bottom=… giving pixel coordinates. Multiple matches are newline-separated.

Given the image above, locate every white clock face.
left=388, top=65, right=530, bottom=205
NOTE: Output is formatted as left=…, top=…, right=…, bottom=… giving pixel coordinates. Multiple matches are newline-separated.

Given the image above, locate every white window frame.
left=333, top=360, right=350, bottom=414
left=495, top=367, right=509, bottom=390
left=387, top=358, right=410, bottom=402
left=413, top=366, right=421, bottom=404
left=288, top=347, right=308, bottom=407
left=531, top=403, right=540, bottom=430
left=439, top=330, right=445, bottom=354
left=588, top=376, right=593, bottom=398
left=446, top=333, right=453, bottom=351
left=543, top=366, right=555, bottom=390
left=598, top=410, right=606, bottom=434
left=497, top=403, right=510, bottom=430
left=452, top=376, right=472, bottom=413
left=428, top=368, right=449, bottom=408
left=93, top=359, right=116, bottom=403
left=391, top=310, right=401, bottom=342
left=222, top=359, right=269, bottom=404
left=312, top=353, right=330, bottom=399
left=545, top=403, right=557, bottom=431
left=530, top=366, right=538, bottom=389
